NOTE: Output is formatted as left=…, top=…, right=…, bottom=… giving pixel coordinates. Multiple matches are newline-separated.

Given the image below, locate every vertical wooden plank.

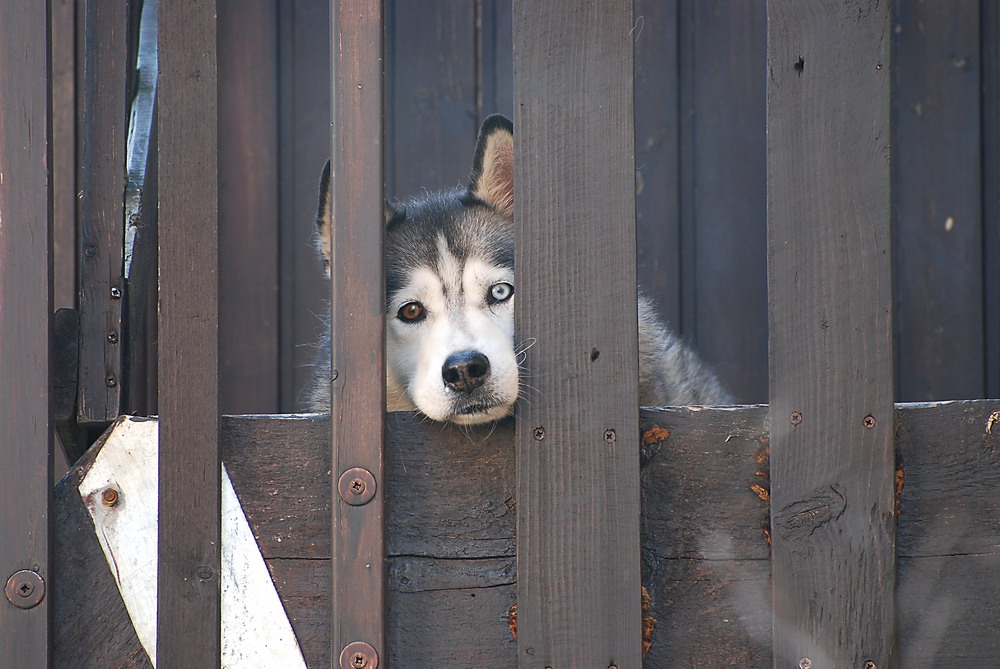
left=634, top=0, right=682, bottom=332
left=330, top=0, right=387, bottom=665
left=157, top=0, right=222, bottom=665
left=681, top=0, right=768, bottom=403
left=0, top=4, right=52, bottom=667
left=279, top=0, right=331, bottom=412
left=981, top=0, right=1000, bottom=400
left=513, top=1, right=642, bottom=666
left=478, top=0, right=514, bottom=122
left=51, top=0, right=77, bottom=312
left=77, top=0, right=129, bottom=424
left=388, top=0, right=478, bottom=197
left=767, top=2, right=895, bottom=667
left=218, top=0, right=281, bottom=414
left=893, top=0, right=984, bottom=401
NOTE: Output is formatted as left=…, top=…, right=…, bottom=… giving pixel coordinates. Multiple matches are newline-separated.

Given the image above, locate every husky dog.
left=306, top=115, right=731, bottom=422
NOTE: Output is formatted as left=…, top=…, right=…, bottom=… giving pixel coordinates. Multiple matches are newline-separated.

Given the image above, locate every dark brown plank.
left=387, top=0, right=478, bottom=197
left=278, top=0, right=331, bottom=412
left=51, top=0, right=78, bottom=312
left=893, top=0, right=985, bottom=401
left=329, top=0, right=387, bottom=663
left=513, top=0, right=643, bottom=665
left=53, top=402, right=1000, bottom=666
left=634, top=0, right=681, bottom=332
left=478, top=0, right=514, bottom=122
left=766, top=1, right=895, bottom=666
left=983, top=0, right=1000, bottom=400
left=218, top=0, right=281, bottom=414
left=77, top=0, right=129, bottom=423
left=0, top=2, right=52, bottom=665
left=680, top=0, right=768, bottom=403
left=156, top=0, right=222, bottom=664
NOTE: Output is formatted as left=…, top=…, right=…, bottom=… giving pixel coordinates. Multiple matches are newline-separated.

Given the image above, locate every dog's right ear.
left=469, top=114, right=514, bottom=216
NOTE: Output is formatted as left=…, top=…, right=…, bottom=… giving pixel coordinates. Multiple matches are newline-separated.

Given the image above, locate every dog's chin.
left=448, top=401, right=514, bottom=425
left=413, top=395, right=514, bottom=425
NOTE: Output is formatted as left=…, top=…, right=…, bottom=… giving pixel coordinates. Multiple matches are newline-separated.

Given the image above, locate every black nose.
left=442, top=350, right=491, bottom=392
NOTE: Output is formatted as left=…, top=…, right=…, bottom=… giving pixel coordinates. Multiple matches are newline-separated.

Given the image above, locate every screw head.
left=798, top=658, right=812, bottom=669
left=196, top=566, right=214, bottom=581
left=604, top=428, right=617, bottom=443
left=110, top=286, right=122, bottom=299
left=533, top=427, right=545, bottom=441
left=863, top=415, right=876, bottom=429
left=790, top=411, right=803, bottom=425
left=865, top=662, right=877, bottom=669
left=338, top=468, right=376, bottom=506
left=101, top=487, right=120, bottom=507
left=340, top=641, right=378, bottom=669
left=5, top=570, right=45, bottom=609
left=107, top=331, right=119, bottom=344
left=106, top=375, right=118, bottom=388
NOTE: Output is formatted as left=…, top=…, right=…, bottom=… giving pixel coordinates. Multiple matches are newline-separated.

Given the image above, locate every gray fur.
left=305, top=115, right=732, bottom=416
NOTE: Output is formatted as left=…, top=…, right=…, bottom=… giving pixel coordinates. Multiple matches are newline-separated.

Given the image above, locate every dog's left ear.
left=316, top=160, right=402, bottom=278
left=469, top=114, right=514, bottom=216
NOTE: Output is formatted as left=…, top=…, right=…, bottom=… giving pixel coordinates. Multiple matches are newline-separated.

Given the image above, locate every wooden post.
left=0, top=3, right=52, bottom=667
left=76, top=0, right=130, bottom=424
left=156, top=0, right=222, bottom=665
left=329, top=0, right=387, bottom=666
left=767, top=1, right=895, bottom=667
left=513, top=0, right=642, bottom=666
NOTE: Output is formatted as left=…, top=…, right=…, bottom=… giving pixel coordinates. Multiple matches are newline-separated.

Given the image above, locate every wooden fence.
left=2, top=0, right=999, bottom=667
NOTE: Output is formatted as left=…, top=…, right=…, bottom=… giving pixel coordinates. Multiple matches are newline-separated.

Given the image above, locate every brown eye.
left=397, top=301, right=425, bottom=323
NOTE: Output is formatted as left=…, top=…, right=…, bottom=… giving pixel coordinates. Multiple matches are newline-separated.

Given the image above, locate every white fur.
left=387, top=235, right=517, bottom=424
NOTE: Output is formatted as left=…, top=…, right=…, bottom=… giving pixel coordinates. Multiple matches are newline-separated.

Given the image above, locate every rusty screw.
left=798, top=658, right=812, bottom=669
left=863, top=415, right=876, bottom=429
left=533, top=427, right=545, bottom=441
left=350, top=478, right=366, bottom=496
left=790, top=411, right=803, bottom=425
left=604, top=428, right=617, bottom=443
left=340, top=642, right=377, bottom=669
left=101, top=487, right=120, bottom=507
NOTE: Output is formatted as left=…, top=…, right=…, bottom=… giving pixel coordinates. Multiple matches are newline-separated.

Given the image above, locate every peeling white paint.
left=79, top=416, right=307, bottom=668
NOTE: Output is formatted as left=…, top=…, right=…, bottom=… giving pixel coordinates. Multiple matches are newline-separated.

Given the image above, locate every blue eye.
left=487, top=282, right=514, bottom=305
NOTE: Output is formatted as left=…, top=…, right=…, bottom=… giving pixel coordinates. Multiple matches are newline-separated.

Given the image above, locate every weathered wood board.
left=53, top=401, right=1000, bottom=667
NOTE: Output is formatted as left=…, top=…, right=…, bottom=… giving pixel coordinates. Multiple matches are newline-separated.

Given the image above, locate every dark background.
left=55, top=0, right=997, bottom=413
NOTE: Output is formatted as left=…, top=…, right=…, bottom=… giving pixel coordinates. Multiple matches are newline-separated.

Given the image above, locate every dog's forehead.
left=385, top=190, right=513, bottom=295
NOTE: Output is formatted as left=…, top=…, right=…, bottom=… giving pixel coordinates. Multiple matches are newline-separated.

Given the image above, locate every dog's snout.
left=442, top=350, right=491, bottom=392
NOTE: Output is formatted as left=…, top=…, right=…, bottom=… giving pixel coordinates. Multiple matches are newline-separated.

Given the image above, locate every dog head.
left=316, top=115, right=517, bottom=424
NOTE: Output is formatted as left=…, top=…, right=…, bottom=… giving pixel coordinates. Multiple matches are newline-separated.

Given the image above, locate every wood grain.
left=329, top=0, right=387, bottom=662
left=513, top=1, right=643, bottom=664
left=51, top=402, right=1000, bottom=666
left=767, top=1, right=895, bottom=666
left=77, top=0, right=129, bottom=423
left=156, top=0, right=222, bottom=664
left=0, top=2, right=52, bottom=664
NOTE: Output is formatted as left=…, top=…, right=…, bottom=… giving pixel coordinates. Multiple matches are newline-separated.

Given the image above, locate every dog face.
left=316, top=115, right=517, bottom=424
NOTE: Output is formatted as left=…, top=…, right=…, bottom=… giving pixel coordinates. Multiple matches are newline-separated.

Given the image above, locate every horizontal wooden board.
left=54, top=401, right=1000, bottom=667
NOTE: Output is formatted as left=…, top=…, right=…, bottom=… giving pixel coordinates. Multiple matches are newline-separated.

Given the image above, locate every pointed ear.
left=316, top=160, right=332, bottom=277
left=469, top=114, right=514, bottom=216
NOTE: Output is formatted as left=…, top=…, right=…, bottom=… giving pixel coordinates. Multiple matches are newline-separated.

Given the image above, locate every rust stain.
left=753, top=445, right=770, bottom=467
left=508, top=588, right=658, bottom=658
left=642, top=424, right=671, bottom=446
left=750, top=483, right=770, bottom=504
left=987, top=410, right=1000, bottom=435
left=895, top=465, right=905, bottom=517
